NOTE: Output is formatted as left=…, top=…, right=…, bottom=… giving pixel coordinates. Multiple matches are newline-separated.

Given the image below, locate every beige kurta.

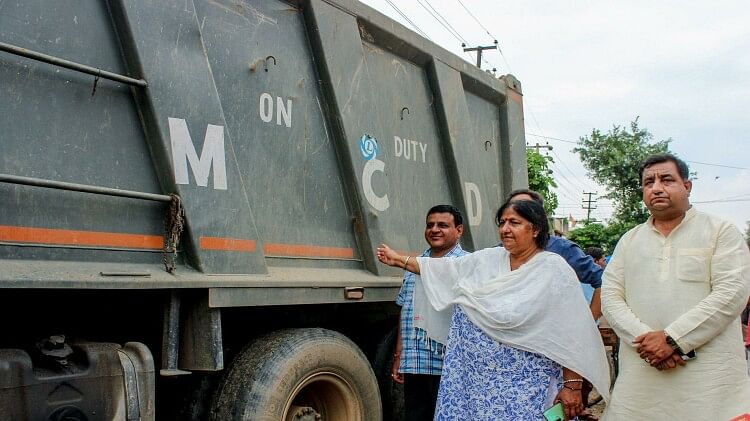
left=602, top=207, right=750, bottom=420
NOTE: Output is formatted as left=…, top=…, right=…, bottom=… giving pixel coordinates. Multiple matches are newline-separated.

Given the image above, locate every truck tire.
left=210, top=328, right=382, bottom=421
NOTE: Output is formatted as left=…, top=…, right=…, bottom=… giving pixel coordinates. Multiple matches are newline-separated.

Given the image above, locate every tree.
left=568, top=220, right=639, bottom=254
left=574, top=118, right=670, bottom=225
left=601, top=220, right=639, bottom=252
left=567, top=223, right=607, bottom=251
left=526, top=148, right=558, bottom=216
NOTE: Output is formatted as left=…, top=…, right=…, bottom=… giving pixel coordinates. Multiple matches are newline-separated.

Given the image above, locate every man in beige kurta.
left=602, top=153, right=750, bottom=420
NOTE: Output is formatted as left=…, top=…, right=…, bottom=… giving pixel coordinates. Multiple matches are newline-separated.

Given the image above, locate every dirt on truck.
left=0, top=0, right=528, bottom=419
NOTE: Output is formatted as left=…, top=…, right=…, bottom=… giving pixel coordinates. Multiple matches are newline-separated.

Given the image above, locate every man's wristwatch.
left=664, top=332, right=684, bottom=355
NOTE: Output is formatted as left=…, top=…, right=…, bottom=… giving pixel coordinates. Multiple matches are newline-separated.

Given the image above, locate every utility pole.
left=526, top=142, right=553, bottom=154
left=582, top=192, right=597, bottom=224
left=462, top=40, right=498, bottom=69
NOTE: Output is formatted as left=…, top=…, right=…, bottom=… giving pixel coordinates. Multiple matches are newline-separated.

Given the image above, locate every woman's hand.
left=554, top=386, right=583, bottom=420
left=377, top=244, right=421, bottom=274
left=377, top=244, right=403, bottom=267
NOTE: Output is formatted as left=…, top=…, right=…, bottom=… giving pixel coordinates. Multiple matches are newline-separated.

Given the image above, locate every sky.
left=359, top=0, right=750, bottom=232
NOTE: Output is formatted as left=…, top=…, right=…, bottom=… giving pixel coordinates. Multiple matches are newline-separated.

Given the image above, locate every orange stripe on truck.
left=263, top=243, right=354, bottom=259
left=0, top=225, right=163, bottom=249
left=200, top=236, right=257, bottom=252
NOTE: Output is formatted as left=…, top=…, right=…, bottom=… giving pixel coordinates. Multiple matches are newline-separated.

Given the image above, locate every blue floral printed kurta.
left=435, top=305, right=562, bottom=420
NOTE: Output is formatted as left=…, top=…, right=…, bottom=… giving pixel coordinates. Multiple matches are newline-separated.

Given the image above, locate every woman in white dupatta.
left=378, top=200, right=609, bottom=420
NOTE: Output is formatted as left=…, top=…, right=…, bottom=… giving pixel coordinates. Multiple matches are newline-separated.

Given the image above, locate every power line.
left=527, top=145, right=584, bottom=203
left=548, top=163, right=587, bottom=201
left=552, top=178, right=584, bottom=205
left=453, top=0, right=513, bottom=73
left=693, top=198, right=750, bottom=204
left=709, top=193, right=750, bottom=200
left=530, top=133, right=749, bottom=171
left=454, top=0, right=494, bottom=39
left=692, top=193, right=750, bottom=204
left=551, top=149, right=600, bottom=192
left=415, top=0, right=464, bottom=44
left=412, top=0, right=478, bottom=63
left=526, top=133, right=578, bottom=144
left=687, top=160, right=749, bottom=171
left=383, top=0, right=431, bottom=40
left=419, top=0, right=467, bottom=44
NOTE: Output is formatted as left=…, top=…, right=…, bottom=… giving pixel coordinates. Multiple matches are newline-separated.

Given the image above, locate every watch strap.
left=665, top=333, right=684, bottom=355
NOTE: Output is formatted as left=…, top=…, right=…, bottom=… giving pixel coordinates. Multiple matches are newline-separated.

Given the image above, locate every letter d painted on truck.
left=464, top=182, right=482, bottom=226
left=169, top=117, right=228, bottom=190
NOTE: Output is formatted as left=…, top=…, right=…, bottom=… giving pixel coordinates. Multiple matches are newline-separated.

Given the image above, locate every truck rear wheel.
left=210, top=328, right=381, bottom=421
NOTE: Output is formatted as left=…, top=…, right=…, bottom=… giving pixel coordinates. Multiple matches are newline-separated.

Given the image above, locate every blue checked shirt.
left=395, top=243, right=467, bottom=375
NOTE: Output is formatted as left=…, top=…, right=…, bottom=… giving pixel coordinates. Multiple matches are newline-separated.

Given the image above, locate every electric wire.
left=692, top=193, right=750, bottom=204
left=693, top=198, right=750, bottom=204
left=530, top=133, right=748, bottom=171
left=527, top=133, right=578, bottom=144
left=411, top=0, right=478, bottom=63
left=687, top=160, right=749, bottom=171
left=551, top=149, right=600, bottom=192
left=543, top=155, right=588, bottom=203
left=417, top=0, right=467, bottom=44
left=453, top=0, right=513, bottom=73
left=383, top=0, right=431, bottom=40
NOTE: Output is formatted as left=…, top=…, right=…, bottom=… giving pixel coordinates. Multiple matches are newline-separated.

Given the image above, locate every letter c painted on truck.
left=169, top=117, right=228, bottom=190
left=362, top=158, right=389, bottom=211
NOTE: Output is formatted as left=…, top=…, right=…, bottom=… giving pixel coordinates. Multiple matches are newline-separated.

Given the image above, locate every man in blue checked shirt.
left=392, top=204, right=467, bottom=421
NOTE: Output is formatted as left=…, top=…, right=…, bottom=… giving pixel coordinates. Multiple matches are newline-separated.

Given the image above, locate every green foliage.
left=526, top=149, right=558, bottom=216
left=567, top=223, right=607, bottom=251
left=600, top=220, right=639, bottom=252
left=573, top=118, right=671, bottom=224
left=568, top=220, right=639, bottom=253
left=745, top=221, right=750, bottom=247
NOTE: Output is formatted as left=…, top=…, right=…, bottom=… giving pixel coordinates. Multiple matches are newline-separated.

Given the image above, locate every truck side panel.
left=0, top=0, right=164, bottom=265
left=0, top=0, right=527, bottom=290
left=194, top=0, right=362, bottom=269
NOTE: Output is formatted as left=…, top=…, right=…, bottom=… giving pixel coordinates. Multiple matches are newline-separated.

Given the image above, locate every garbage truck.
left=0, top=0, right=528, bottom=419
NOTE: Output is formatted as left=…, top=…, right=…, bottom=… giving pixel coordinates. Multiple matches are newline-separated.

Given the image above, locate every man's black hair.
left=584, top=246, right=605, bottom=261
left=427, top=204, right=463, bottom=227
left=506, top=189, right=544, bottom=205
left=495, top=200, right=550, bottom=249
left=638, top=153, right=690, bottom=184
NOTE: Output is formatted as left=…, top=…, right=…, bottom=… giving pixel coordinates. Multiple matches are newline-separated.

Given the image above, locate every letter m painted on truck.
left=168, top=117, right=227, bottom=190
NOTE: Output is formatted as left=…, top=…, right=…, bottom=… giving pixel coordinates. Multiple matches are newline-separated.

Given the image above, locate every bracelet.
left=403, top=255, right=411, bottom=269
left=562, top=379, right=583, bottom=384
left=564, top=385, right=582, bottom=392
left=393, top=352, right=401, bottom=358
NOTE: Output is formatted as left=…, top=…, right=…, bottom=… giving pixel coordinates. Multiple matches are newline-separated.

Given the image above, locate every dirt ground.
left=587, top=389, right=606, bottom=418
left=584, top=343, right=615, bottom=419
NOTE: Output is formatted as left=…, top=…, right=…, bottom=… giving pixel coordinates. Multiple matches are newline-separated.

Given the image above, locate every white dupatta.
left=415, top=247, right=610, bottom=401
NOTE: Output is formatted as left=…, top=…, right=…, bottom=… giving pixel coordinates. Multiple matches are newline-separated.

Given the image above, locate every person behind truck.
left=379, top=199, right=609, bottom=420
left=391, top=204, right=467, bottom=421
left=584, top=247, right=607, bottom=269
left=601, top=153, right=750, bottom=420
